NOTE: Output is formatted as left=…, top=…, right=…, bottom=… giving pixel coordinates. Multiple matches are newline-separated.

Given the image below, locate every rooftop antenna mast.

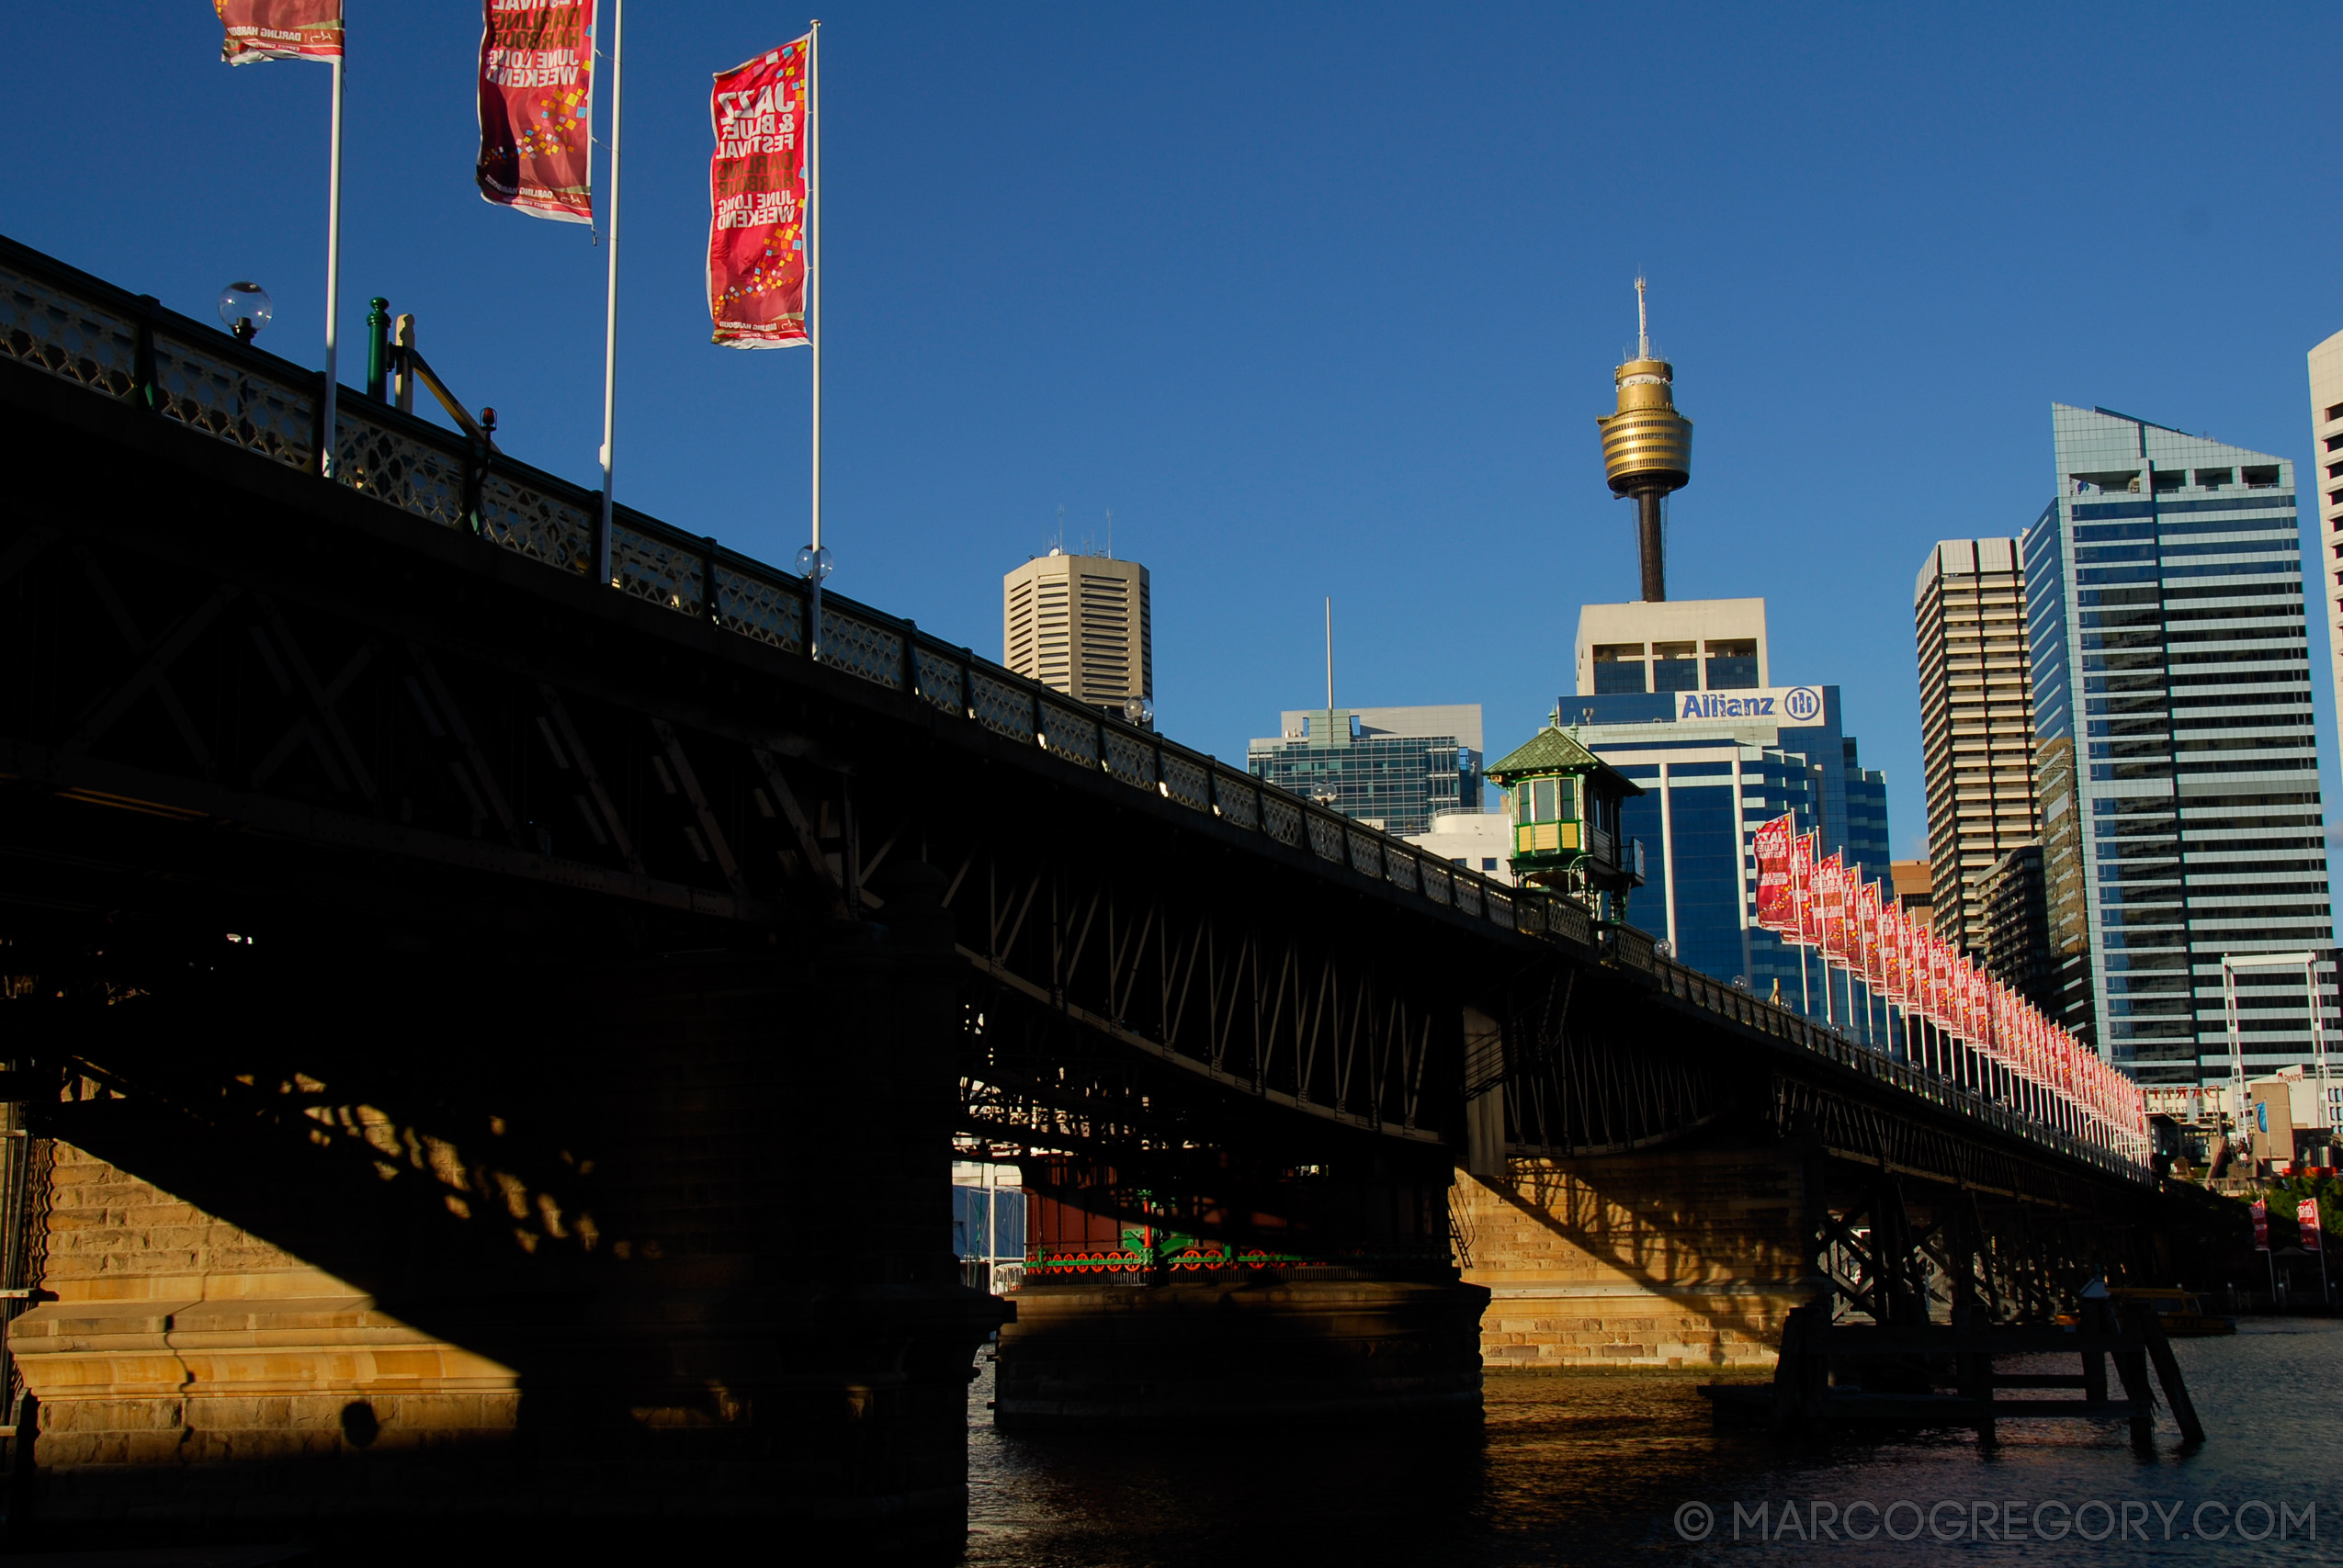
left=1324, top=596, right=1334, bottom=716
left=1105, top=509, right=1114, bottom=559
left=1636, top=273, right=1650, bottom=360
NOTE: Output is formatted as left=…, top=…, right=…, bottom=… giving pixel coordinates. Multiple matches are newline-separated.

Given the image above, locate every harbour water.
left=965, top=1317, right=2340, bottom=1565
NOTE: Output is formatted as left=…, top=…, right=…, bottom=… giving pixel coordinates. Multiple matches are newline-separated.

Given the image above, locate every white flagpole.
left=322, top=46, right=344, bottom=479
left=807, top=18, right=824, bottom=655
left=809, top=20, right=822, bottom=557
left=597, top=0, right=625, bottom=581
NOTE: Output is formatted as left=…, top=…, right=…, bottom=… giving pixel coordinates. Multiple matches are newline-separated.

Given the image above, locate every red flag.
left=217, top=0, right=341, bottom=62
left=1753, top=815, right=1794, bottom=933
left=1789, top=833, right=1818, bottom=946
left=1857, top=878, right=1886, bottom=987
left=1818, top=855, right=1850, bottom=965
left=477, top=0, right=596, bottom=223
left=708, top=39, right=813, bottom=348
left=1877, top=905, right=1899, bottom=999
left=1884, top=899, right=1902, bottom=998
left=1884, top=909, right=1902, bottom=1008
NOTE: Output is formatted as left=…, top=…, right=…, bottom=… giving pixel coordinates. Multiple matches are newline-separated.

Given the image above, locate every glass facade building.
left=1246, top=705, right=1484, bottom=835
left=1559, top=685, right=1892, bottom=1030
left=2025, top=404, right=2333, bottom=1087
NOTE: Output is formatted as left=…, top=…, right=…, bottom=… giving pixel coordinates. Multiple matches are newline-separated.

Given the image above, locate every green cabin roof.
left=1487, top=726, right=1644, bottom=795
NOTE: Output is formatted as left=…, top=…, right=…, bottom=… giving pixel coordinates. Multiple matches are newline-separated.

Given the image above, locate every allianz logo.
left=1675, top=686, right=1825, bottom=723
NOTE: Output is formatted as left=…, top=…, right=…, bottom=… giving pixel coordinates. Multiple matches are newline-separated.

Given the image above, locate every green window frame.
left=1516, top=776, right=1579, bottom=825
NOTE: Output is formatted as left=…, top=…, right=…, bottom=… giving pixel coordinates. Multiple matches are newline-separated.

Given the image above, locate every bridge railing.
left=0, top=234, right=1578, bottom=941
left=0, top=234, right=2149, bottom=1183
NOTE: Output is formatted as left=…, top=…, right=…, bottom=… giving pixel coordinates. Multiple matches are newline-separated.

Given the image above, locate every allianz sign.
left=1675, top=686, right=1826, bottom=723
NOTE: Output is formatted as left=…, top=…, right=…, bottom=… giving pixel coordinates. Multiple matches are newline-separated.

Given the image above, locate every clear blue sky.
left=6, top=4, right=2341, bottom=867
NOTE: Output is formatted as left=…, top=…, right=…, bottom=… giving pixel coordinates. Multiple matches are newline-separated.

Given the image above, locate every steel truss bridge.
left=0, top=233, right=2152, bottom=1326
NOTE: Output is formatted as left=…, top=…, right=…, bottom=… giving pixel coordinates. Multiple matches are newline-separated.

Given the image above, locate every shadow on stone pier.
left=3, top=866, right=1002, bottom=1556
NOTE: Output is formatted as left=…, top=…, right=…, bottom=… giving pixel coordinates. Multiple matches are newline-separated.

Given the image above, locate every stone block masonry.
left=17, top=1143, right=521, bottom=1472
left=1454, top=1147, right=1820, bottom=1370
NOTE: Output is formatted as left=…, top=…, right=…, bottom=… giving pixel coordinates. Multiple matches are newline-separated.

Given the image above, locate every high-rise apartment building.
left=1558, top=598, right=1891, bottom=1024
left=1914, top=539, right=2038, bottom=962
left=1246, top=705, right=1484, bottom=836
left=1979, top=844, right=2054, bottom=1015
left=2308, top=330, right=2343, bottom=745
left=1002, top=548, right=1151, bottom=712
left=2024, top=404, right=2332, bottom=1086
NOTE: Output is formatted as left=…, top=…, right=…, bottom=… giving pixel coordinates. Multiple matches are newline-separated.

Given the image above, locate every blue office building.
left=2024, top=405, right=2333, bottom=1088
left=1246, top=705, right=1484, bottom=835
left=1559, top=599, right=1892, bottom=1030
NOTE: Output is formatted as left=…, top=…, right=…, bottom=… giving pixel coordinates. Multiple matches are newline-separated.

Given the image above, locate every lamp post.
left=217, top=281, right=272, bottom=344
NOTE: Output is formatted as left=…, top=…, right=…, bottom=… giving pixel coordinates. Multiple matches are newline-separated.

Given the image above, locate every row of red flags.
left=1752, top=814, right=2146, bottom=1146
left=216, top=1, right=809, bottom=348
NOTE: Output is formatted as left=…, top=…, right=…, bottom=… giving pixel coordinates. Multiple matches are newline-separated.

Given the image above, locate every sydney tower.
left=1594, top=278, right=1692, bottom=601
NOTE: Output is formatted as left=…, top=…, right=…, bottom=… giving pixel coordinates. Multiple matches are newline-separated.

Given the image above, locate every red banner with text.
left=1857, top=878, right=1885, bottom=987
left=217, top=0, right=342, bottom=62
left=1789, top=833, right=1817, bottom=946
left=1880, top=906, right=1905, bottom=1002
left=1753, top=815, right=1794, bottom=933
left=477, top=0, right=596, bottom=223
left=1818, top=855, right=1850, bottom=965
left=707, top=38, right=812, bottom=348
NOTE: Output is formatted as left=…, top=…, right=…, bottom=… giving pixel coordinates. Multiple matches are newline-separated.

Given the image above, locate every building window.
left=1652, top=642, right=1700, bottom=693
left=1592, top=643, right=1647, bottom=694
left=1704, top=639, right=1760, bottom=689
left=1481, top=857, right=1498, bottom=871
left=1520, top=777, right=1577, bottom=824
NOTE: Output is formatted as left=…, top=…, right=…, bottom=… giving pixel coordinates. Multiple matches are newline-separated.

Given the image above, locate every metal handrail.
left=0, top=231, right=2150, bottom=1182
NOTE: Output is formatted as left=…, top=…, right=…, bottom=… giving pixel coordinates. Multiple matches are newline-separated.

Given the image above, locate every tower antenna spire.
left=1636, top=275, right=1649, bottom=361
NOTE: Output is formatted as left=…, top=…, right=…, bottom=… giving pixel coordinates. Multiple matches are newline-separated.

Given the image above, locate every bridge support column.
left=990, top=1156, right=1488, bottom=1427
left=1452, top=1148, right=1821, bottom=1370
left=6, top=869, right=1003, bottom=1551
left=994, top=1278, right=1488, bottom=1427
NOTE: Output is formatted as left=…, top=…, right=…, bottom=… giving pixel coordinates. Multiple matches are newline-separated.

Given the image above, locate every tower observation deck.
left=1595, top=278, right=1692, bottom=601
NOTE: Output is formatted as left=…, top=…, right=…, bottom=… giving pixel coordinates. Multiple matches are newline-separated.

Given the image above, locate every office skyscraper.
left=2024, top=404, right=2332, bottom=1086
left=1559, top=598, right=1890, bottom=1023
left=1913, top=539, right=2039, bottom=961
left=1002, top=548, right=1151, bottom=712
left=1579, top=598, right=1765, bottom=695
left=2309, top=330, right=2343, bottom=747
left=1247, top=705, right=1484, bottom=836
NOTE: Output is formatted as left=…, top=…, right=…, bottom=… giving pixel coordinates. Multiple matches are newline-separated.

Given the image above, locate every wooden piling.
left=1703, top=1297, right=2207, bottom=1448
left=2134, top=1307, right=2205, bottom=1447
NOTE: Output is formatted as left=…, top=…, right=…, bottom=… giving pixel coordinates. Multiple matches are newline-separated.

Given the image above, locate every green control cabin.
left=1487, top=722, right=1644, bottom=924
